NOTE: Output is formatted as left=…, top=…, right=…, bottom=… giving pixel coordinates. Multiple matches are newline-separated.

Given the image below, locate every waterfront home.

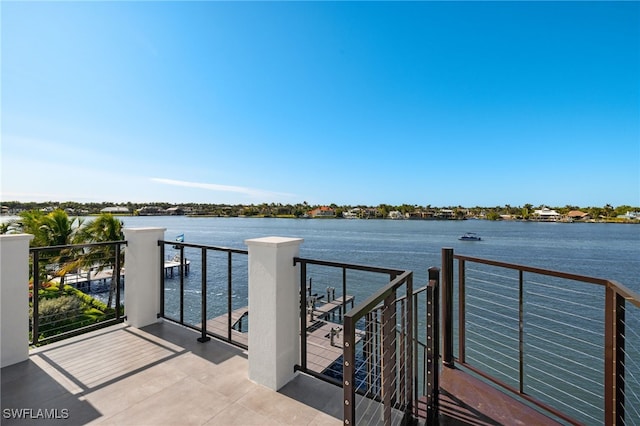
left=100, top=206, right=130, bottom=214
left=533, top=207, right=562, bottom=221
left=308, top=206, right=335, bottom=217
left=567, top=210, right=591, bottom=221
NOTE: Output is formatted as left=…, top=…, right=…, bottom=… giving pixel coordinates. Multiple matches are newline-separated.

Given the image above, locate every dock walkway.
left=201, top=295, right=357, bottom=373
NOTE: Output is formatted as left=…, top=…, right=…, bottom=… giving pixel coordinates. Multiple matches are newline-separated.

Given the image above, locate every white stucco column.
left=123, top=227, right=165, bottom=328
left=245, top=236, right=303, bottom=391
left=0, top=234, right=34, bottom=367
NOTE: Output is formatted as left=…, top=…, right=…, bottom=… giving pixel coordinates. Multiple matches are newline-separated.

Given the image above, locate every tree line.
left=1, top=201, right=638, bottom=220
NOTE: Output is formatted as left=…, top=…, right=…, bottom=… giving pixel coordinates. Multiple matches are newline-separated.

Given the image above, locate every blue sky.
left=2, top=1, right=639, bottom=207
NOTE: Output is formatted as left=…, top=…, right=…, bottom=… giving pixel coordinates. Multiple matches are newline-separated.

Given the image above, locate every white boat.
left=459, top=232, right=481, bottom=241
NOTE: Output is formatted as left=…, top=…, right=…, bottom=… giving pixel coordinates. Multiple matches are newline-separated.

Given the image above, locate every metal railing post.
left=115, top=243, right=122, bottom=321
left=179, top=246, right=185, bottom=325
left=344, top=313, right=356, bottom=426
left=159, top=242, right=165, bottom=318
left=518, top=270, right=524, bottom=393
left=198, top=248, right=210, bottom=343
left=299, top=259, right=308, bottom=371
left=227, top=251, right=233, bottom=342
left=442, top=248, right=454, bottom=367
left=32, top=250, right=40, bottom=346
left=381, top=293, right=394, bottom=425
left=426, top=266, right=440, bottom=424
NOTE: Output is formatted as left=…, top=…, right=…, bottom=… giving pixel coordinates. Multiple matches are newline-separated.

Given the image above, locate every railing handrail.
left=158, top=239, right=248, bottom=255
left=454, top=253, right=640, bottom=307
left=344, top=270, right=413, bottom=322
left=29, top=240, right=127, bottom=253
left=294, top=256, right=404, bottom=276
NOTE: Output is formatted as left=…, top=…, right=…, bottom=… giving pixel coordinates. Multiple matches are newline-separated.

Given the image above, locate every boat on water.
left=459, top=232, right=482, bottom=241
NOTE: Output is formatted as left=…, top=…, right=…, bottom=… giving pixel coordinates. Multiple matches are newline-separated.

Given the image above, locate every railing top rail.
left=344, top=270, right=412, bottom=322
left=158, top=240, right=248, bottom=255
left=294, top=256, right=404, bottom=276
left=608, top=279, right=640, bottom=308
left=454, top=253, right=610, bottom=286
left=454, top=253, right=640, bottom=305
left=30, top=240, right=127, bottom=253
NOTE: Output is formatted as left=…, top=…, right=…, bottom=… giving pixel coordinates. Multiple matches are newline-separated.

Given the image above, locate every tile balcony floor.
left=1, top=322, right=343, bottom=426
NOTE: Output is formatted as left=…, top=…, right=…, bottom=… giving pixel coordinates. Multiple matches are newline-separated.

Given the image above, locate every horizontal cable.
left=526, top=361, right=601, bottom=400
left=526, top=311, right=602, bottom=339
left=466, top=328, right=518, bottom=355
left=467, top=311, right=519, bottom=336
left=527, top=333, right=602, bottom=366
left=467, top=293, right=518, bottom=315
left=526, top=321, right=603, bottom=351
left=466, top=267, right=519, bottom=284
left=526, top=301, right=601, bottom=327
left=466, top=277, right=519, bottom=298
left=620, top=346, right=640, bottom=386
left=526, top=341, right=601, bottom=375
left=466, top=353, right=517, bottom=383
left=525, top=289, right=601, bottom=315
left=467, top=336, right=519, bottom=366
left=527, top=380, right=602, bottom=424
left=467, top=283, right=519, bottom=304
left=466, top=322, right=519, bottom=351
left=619, top=374, right=640, bottom=423
left=525, top=278, right=599, bottom=298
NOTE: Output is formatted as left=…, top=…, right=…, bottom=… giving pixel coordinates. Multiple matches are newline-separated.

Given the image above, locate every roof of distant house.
left=101, top=206, right=129, bottom=213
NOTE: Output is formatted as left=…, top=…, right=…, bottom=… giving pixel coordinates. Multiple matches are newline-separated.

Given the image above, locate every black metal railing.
left=293, top=257, right=404, bottom=383
left=442, top=247, right=640, bottom=426
left=158, top=240, right=248, bottom=349
left=30, top=241, right=126, bottom=346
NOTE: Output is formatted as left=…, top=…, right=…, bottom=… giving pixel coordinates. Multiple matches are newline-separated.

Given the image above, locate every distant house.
left=138, top=206, right=165, bottom=216
left=533, top=208, right=561, bottom=221
left=568, top=210, right=591, bottom=221
left=309, top=206, right=335, bottom=218
left=100, top=206, right=130, bottom=214
left=618, top=211, right=640, bottom=221
left=166, top=207, right=185, bottom=216
left=388, top=211, right=406, bottom=220
left=342, top=208, right=360, bottom=219
left=435, top=209, right=454, bottom=219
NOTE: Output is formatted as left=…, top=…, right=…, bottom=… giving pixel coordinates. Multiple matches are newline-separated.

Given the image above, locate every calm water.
left=120, top=216, right=640, bottom=292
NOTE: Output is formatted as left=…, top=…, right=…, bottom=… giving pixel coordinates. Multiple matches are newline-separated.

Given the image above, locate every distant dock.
left=48, top=257, right=191, bottom=289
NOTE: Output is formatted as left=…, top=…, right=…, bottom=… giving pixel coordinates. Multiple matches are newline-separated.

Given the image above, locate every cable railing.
left=158, top=240, right=248, bottom=349
left=342, top=270, right=415, bottom=426
left=293, top=257, right=441, bottom=425
left=442, top=248, right=640, bottom=425
left=29, top=241, right=126, bottom=346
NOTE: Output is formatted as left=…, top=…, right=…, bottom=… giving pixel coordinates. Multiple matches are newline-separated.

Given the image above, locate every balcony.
left=2, top=229, right=639, bottom=425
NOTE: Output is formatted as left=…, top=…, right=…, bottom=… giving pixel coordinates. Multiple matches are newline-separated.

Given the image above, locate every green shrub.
left=38, top=295, right=82, bottom=323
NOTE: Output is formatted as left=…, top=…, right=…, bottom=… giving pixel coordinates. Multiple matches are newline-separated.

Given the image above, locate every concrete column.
left=245, top=236, right=303, bottom=390
left=123, top=227, right=165, bottom=328
left=0, top=234, right=33, bottom=368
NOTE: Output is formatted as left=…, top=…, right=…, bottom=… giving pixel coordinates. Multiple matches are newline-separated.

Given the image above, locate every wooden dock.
left=48, top=259, right=191, bottom=289
left=201, top=295, right=358, bottom=373
left=202, top=307, right=250, bottom=346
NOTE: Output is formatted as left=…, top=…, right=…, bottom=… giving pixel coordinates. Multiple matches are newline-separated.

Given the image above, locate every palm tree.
left=37, top=209, right=83, bottom=287
left=77, top=214, right=125, bottom=308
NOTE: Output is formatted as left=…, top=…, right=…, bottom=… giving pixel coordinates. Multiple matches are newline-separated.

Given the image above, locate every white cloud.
left=150, top=178, right=296, bottom=200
